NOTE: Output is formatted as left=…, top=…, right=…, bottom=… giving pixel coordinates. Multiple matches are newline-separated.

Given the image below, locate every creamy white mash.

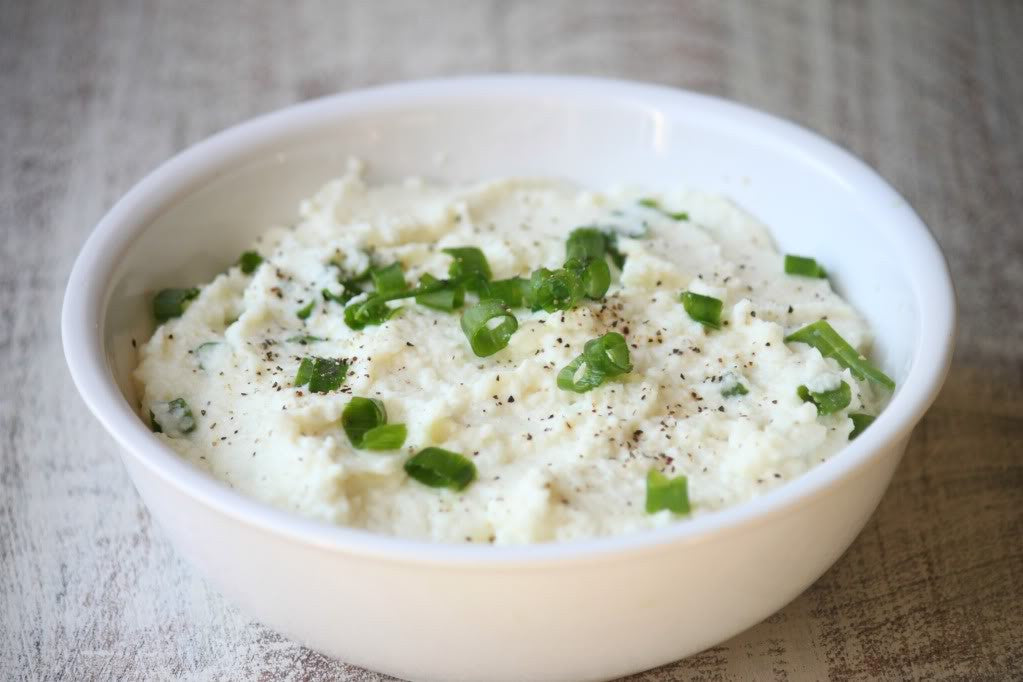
left=135, top=161, right=887, bottom=544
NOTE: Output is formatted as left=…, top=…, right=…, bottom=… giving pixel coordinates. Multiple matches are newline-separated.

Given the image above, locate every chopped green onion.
left=460, top=300, right=518, bottom=357
left=364, top=424, right=408, bottom=450
left=581, top=258, right=611, bottom=299
left=530, top=268, right=584, bottom=312
left=237, top=251, right=263, bottom=274
left=404, top=447, right=476, bottom=490
left=296, top=300, right=315, bottom=320
left=606, top=233, right=627, bottom=270
left=680, top=291, right=723, bottom=329
left=645, top=469, right=690, bottom=514
left=557, top=332, right=632, bottom=392
left=344, top=297, right=398, bottom=330
left=415, top=273, right=465, bottom=311
left=443, top=247, right=492, bottom=290
left=565, top=227, right=608, bottom=262
left=371, top=263, right=407, bottom=296
left=785, top=320, right=895, bottom=390
left=153, top=287, right=199, bottom=322
left=194, top=341, right=221, bottom=370
left=478, top=277, right=531, bottom=308
left=797, top=380, right=852, bottom=415
left=322, top=288, right=352, bottom=305
left=722, top=382, right=748, bottom=397
left=149, top=397, right=196, bottom=437
left=294, top=357, right=349, bottom=393
left=638, top=198, right=688, bottom=221
left=784, top=254, right=827, bottom=278
left=849, top=413, right=875, bottom=440
left=286, top=334, right=324, bottom=345
left=341, top=397, right=407, bottom=450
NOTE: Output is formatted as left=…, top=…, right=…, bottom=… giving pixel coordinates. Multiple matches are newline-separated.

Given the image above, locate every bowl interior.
left=103, top=80, right=923, bottom=414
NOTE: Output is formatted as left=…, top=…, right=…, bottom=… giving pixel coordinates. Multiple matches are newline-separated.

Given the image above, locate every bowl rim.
left=61, top=74, right=956, bottom=566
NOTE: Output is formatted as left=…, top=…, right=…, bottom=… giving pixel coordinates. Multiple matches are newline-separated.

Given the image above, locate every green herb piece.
left=153, top=287, right=199, bottom=322
left=415, top=273, right=465, bottom=312
left=797, top=380, right=852, bottom=415
left=286, top=334, right=325, bottom=345
left=322, top=288, right=351, bottom=305
left=296, top=300, right=316, bottom=320
left=404, top=447, right=477, bottom=491
left=784, top=254, right=827, bottom=278
left=606, top=233, right=627, bottom=270
left=237, top=251, right=263, bottom=274
left=371, top=263, right=407, bottom=296
left=680, top=291, right=723, bottom=329
left=565, top=227, right=608, bottom=263
left=443, top=247, right=492, bottom=290
left=530, top=267, right=584, bottom=313
left=638, top=198, right=689, bottom=221
left=478, top=277, right=531, bottom=308
left=580, top=258, right=611, bottom=299
left=149, top=398, right=196, bottom=437
left=294, top=357, right=349, bottom=393
left=722, top=382, right=748, bottom=398
left=194, top=341, right=221, bottom=370
left=557, top=332, right=632, bottom=393
left=460, top=300, right=518, bottom=357
left=849, top=413, right=876, bottom=440
left=645, top=469, right=690, bottom=514
left=341, top=397, right=407, bottom=450
left=344, top=297, right=398, bottom=330
left=785, top=320, right=895, bottom=390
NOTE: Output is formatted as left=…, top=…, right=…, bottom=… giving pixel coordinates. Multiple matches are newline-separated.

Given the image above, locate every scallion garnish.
left=849, top=413, right=875, bottom=440
left=371, top=263, right=407, bottom=296
left=286, top=334, right=324, bottom=345
left=557, top=332, right=632, bottom=392
left=478, top=277, right=531, bottom=308
left=194, top=341, right=221, bottom=370
left=638, top=198, right=688, bottom=221
left=237, top=251, right=263, bottom=274
left=797, top=381, right=852, bottom=415
left=460, top=300, right=518, bottom=357
left=153, top=287, right=199, bottom=322
left=415, top=273, right=465, bottom=312
left=565, top=227, right=608, bottom=262
left=294, top=357, right=349, bottom=393
left=722, top=382, right=748, bottom=397
left=296, top=300, right=315, bottom=320
left=530, top=268, right=584, bottom=313
left=341, top=397, right=407, bottom=450
left=322, top=288, right=352, bottom=305
left=404, top=447, right=477, bottom=490
left=344, top=297, right=398, bottom=330
left=645, top=469, right=690, bottom=514
left=443, top=247, right=492, bottom=291
left=785, top=320, right=895, bottom=390
left=680, top=291, right=723, bottom=329
left=149, top=397, right=196, bottom=437
left=784, top=254, right=827, bottom=278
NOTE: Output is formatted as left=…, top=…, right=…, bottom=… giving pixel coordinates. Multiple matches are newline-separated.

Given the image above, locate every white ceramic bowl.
left=62, top=76, right=954, bottom=682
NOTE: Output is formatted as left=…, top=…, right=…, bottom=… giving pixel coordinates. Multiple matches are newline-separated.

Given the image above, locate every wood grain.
left=1, top=0, right=1020, bottom=679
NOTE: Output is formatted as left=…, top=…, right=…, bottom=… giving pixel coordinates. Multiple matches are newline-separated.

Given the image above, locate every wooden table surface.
left=2, top=1, right=1021, bottom=679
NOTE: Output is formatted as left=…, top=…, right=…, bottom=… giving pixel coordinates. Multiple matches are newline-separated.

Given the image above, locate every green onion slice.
left=153, top=287, right=199, bottom=322
left=344, top=297, right=398, bottom=329
left=478, top=277, right=531, bottom=308
left=149, top=397, right=196, bottom=437
left=294, top=357, right=349, bottom=393
left=785, top=320, right=895, bottom=390
left=797, top=380, right=852, bottom=415
left=530, top=268, right=584, bottom=312
left=784, top=254, right=827, bottom=278
left=680, top=291, right=723, bottom=329
left=404, top=447, right=476, bottom=490
left=371, top=263, right=407, bottom=296
left=565, top=227, right=608, bottom=262
left=415, top=273, right=465, bottom=312
left=722, top=382, right=748, bottom=398
left=341, top=397, right=408, bottom=450
left=460, top=300, right=518, bottom=357
left=363, top=424, right=408, bottom=450
left=443, top=247, right=492, bottom=290
left=237, top=251, right=264, bottom=274
left=849, top=413, right=875, bottom=440
left=296, top=300, right=315, bottom=320
left=286, top=334, right=324, bottom=345
left=645, top=469, right=691, bottom=514
left=322, top=288, right=352, bottom=305
left=194, top=341, right=221, bottom=370
left=557, top=332, right=632, bottom=392
left=638, top=198, right=688, bottom=221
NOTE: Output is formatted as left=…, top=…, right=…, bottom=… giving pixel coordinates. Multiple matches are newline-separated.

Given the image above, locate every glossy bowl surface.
left=62, top=76, right=954, bottom=682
